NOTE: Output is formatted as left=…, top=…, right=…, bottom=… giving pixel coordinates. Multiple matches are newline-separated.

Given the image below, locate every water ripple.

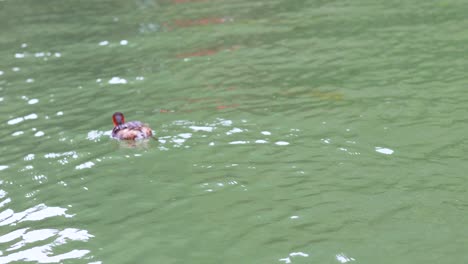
left=0, top=228, right=92, bottom=263
left=0, top=204, right=73, bottom=226
left=0, top=188, right=94, bottom=263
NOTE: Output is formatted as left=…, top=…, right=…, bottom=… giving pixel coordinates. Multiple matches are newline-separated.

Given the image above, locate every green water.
left=1, top=0, right=468, bottom=263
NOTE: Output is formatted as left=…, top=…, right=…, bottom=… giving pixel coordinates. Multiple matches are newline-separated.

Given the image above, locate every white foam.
left=28, top=99, right=39, bottom=104
left=24, top=113, right=38, bottom=120
left=7, top=112, right=38, bottom=124
left=336, top=253, right=355, bottom=263
left=178, top=133, right=192, bottom=139
left=226, top=128, right=243, bottom=135
left=24, top=154, right=35, bottom=161
left=87, top=130, right=111, bottom=141
left=108, top=77, right=127, bottom=84
left=189, top=126, right=213, bottom=132
left=75, top=162, right=95, bottom=170
left=34, top=131, right=44, bottom=137
left=172, top=138, right=185, bottom=144
left=8, top=117, right=24, bottom=125
left=229, top=141, right=248, bottom=145
left=218, top=119, right=232, bottom=126
left=45, top=151, right=78, bottom=159
left=375, top=147, right=394, bottom=155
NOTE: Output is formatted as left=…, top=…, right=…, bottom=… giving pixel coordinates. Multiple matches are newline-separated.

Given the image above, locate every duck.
left=111, top=112, right=154, bottom=140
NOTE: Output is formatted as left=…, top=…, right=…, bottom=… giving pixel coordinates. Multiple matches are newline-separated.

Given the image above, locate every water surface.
left=1, top=0, right=468, bottom=263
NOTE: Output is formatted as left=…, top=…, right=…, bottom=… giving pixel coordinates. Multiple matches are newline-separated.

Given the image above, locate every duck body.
left=112, top=112, right=153, bottom=140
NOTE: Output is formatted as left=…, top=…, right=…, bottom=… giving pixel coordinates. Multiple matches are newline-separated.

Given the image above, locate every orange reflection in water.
left=173, top=17, right=232, bottom=27
left=176, top=45, right=240, bottom=58
left=279, top=89, right=344, bottom=101
left=158, top=104, right=240, bottom=113
left=216, top=104, right=239, bottom=110
left=171, top=0, right=210, bottom=3
left=154, top=86, right=343, bottom=115
left=176, top=49, right=218, bottom=58
left=155, top=86, right=241, bottom=114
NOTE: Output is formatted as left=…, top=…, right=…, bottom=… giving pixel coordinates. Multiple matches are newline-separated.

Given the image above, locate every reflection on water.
left=173, top=17, right=233, bottom=28
left=87, top=118, right=293, bottom=151
left=176, top=45, right=240, bottom=59
left=0, top=184, right=94, bottom=263
left=278, top=251, right=309, bottom=264
left=336, top=253, right=356, bottom=263
left=1, top=0, right=467, bottom=262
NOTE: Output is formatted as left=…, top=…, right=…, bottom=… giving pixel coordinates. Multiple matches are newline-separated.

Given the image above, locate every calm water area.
left=1, top=0, right=468, bottom=263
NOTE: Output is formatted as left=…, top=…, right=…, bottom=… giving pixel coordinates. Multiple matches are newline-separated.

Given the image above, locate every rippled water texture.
left=1, top=0, right=468, bottom=263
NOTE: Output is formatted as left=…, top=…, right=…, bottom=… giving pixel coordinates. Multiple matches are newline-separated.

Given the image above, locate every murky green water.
left=1, top=0, right=468, bottom=263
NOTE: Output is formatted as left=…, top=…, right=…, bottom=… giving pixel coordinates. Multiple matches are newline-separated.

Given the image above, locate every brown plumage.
left=111, top=112, right=153, bottom=140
